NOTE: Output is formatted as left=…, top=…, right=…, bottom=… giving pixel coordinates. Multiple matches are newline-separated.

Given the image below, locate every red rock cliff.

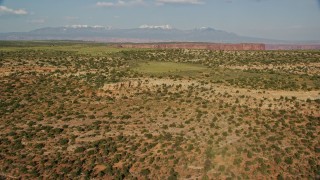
left=265, top=44, right=320, bottom=50
left=115, top=43, right=266, bottom=51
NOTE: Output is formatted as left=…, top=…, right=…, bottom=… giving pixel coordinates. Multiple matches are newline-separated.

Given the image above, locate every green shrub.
left=74, top=146, right=86, bottom=153
left=140, top=168, right=150, bottom=176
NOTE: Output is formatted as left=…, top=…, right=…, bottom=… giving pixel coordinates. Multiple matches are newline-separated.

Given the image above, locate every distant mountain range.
left=0, top=25, right=277, bottom=43
left=1, top=26, right=320, bottom=49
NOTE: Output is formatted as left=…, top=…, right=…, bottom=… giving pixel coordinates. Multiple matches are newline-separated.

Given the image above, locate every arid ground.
left=0, top=41, right=319, bottom=179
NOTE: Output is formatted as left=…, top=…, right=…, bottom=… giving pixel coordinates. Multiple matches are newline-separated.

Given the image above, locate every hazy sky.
left=0, top=0, right=319, bottom=41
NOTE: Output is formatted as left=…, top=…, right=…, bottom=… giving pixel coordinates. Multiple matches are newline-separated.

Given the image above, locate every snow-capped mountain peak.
left=139, top=24, right=173, bottom=30
left=64, top=25, right=112, bottom=30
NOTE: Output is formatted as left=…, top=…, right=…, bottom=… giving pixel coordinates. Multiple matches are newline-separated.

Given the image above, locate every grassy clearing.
left=0, top=41, right=144, bottom=56
left=208, top=68, right=319, bottom=90
left=133, top=61, right=209, bottom=76
left=0, top=45, right=130, bottom=56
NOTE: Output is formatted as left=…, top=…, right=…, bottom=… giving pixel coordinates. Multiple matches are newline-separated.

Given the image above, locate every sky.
left=0, top=0, right=319, bottom=41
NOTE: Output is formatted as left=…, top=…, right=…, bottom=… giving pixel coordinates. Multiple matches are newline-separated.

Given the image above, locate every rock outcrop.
left=265, top=44, right=320, bottom=50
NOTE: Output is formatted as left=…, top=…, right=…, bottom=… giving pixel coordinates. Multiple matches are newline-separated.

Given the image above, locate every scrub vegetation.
left=0, top=41, right=319, bottom=179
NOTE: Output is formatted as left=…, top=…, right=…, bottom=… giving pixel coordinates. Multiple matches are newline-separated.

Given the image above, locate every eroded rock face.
left=115, top=43, right=266, bottom=51
left=265, top=44, right=320, bottom=50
